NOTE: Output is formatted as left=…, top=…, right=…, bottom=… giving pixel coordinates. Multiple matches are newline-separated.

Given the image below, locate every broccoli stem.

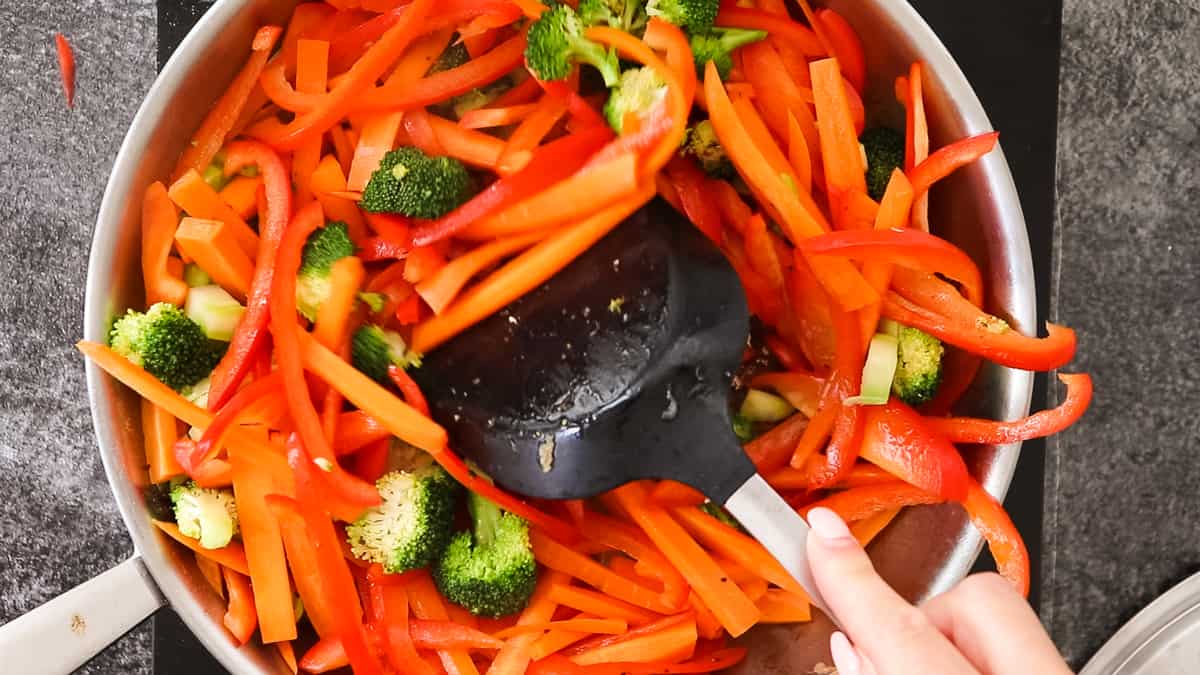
left=468, top=492, right=503, bottom=550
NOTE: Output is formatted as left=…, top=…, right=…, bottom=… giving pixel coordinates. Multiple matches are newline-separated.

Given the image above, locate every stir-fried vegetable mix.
left=77, top=0, right=1091, bottom=671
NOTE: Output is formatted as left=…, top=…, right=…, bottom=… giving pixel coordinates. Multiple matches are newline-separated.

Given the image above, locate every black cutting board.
left=151, top=1, right=1061, bottom=671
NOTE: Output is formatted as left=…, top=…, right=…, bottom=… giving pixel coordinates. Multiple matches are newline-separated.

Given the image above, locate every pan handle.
left=0, top=556, right=165, bottom=674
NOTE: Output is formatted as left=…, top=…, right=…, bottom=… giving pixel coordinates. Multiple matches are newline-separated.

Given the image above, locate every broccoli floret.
left=360, top=147, right=474, bottom=219
left=110, top=303, right=224, bottom=391
left=682, top=119, right=733, bottom=178
left=434, top=490, right=537, bottom=617
left=351, top=324, right=424, bottom=383
left=431, top=41, right=471, bottom=74
left=731, top=413, right=756, bottom=441
left=296, top=222, right=357, bottom=321
left=603, top=66, right=667, bottom=134
left=346, top=460, right=460, bottom=573
left=171, top=481, right=239, bottom=550
left=689, top=27, right=766, bottom=78
left=861, top=127, right=905, bottom=201
left=646, top=0, right=719, bottom=32
left=578, top=0, right=648, bottom=34
left=891, top=325, right=944, bottom=406
left=525, top=4, right=621, bottom=87
left=700, top=501, right=743, bottom=531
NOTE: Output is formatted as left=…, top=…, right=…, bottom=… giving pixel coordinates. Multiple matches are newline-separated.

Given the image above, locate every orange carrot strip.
left=493, top=618, right=627, bottom=640
left=153, top=520, right=250, bottom=575
left=411, top=183, right=653, bottom=352
left=403, top=108, right=447, bottom=157
left=347, top=113, right=403, bottom=191
left=311, top=154, right=348, bottom=194
left=671, top=507, right=807, bottom=598
left=529, top=618, right=596, bottom=661
left=173, top=26, right=282, bottom=180
left=810, top=58, right=867, bottom=227
left=313, top=256, right=366, bottom=350
left=229, top=444, right=297, bottom=643
left=222, top=567, right=259, bottom=645
left=579, top=511, right=689, bottom=610
left=850, top=507, right=901, bottom=547
left=194, top=551, right=225, bottom=598
left=686, top=592, right=722, bottom=640
left=458, top=153, right=640, bottom=241
left=143, top=398, right=183, bottom=483
left=405, top=571, right=481, bottom=675
left=648, top=481, right=706, bottom=508
left=277, top=641, right=299, bottom=674
left=141, top=182, right=188, bottom=306
left=736, top=576, right=769, bottom=603
left=858, top=170, right=914, bottom=343
left=219, top=175, right=263, bottom=220
left=729, top=93, right=799, bottom=191
left=297, top=331, right=448, bottom=452
left=174, top=217, right=256, bottom=300
left=786, top=111, right=813, bottom=194
left=547, top=583, right=659, bottom=625
left=415, top=231, right=545, bottom=314
left=330, top=124, right=355, bottom=174
left=293, top=38, right=331, bottom=207
left=530, top=530, right=679, bottom=615
left=570, top=614, right=697, bottom=666
left=169, top=169, right=260, bottom=260
left=611, top=483, right=759, bottom=637
left=498, top=95, right=570, bottom=175
left=755, top=589, right=812, bottom=623
left=459, top=103, right=539, bottom=129
left=907, top=62, right=930, bottom=231
left=488, top=572, right=568, bottom=675
left=427, top=114, right=507, bottom=169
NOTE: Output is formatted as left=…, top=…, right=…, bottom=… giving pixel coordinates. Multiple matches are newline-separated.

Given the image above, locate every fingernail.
left=830, top=631, right=860, bottom=675
left=807, top=507, right=855, bottom=545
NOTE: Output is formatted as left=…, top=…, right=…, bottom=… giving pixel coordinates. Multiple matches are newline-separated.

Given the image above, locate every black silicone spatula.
left=414, top=198, right=829, bottom=613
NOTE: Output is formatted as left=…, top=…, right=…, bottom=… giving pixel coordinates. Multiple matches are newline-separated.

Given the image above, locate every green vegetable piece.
left=861, top=127, right=905, bottom=201
left=525, top=4, right=621, bottom=87
left=358, top=292, right=387, bottom=314
left=646, top=0, right=719, bottom=32
left=682, top=119, right=733, bottom=178
left=360, top=147, right=474, bottom=219
left=731, top=413, right=756, bottom=442
left=578, top=0, right=649, bottom=34
left=110, top=302, right=225, bottom=391
left=185, top=285, right=246, bottom=342
left=688, top=27, right=766, bottom=79
left=351, top=324, right=424, bottom=383
left=739, top=389, right=794, bottom=423
left=296, top=222, right=357, bottom=321
left=891, top=325, right=944, bottom=406
left=434, top=490, right=538, bottom=617
left=170, top=480, right=239, bottom=550
left=183, top=263, right=212, bottom=288
left=844, top=333, right=899, bottom=407
left=700, top=501, right=743, bottom=531
left=603, top=66, right=667, bottom=134
left=346, top=459, right=461, bottom=573
left=202, top=164, right=230, bottom=191
left=431, top=41, right=471, bottom=74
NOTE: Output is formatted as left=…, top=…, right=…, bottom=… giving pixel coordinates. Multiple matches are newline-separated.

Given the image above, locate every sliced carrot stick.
left=403, top=108, right=447, bottom=157
left=143, top=398, right=183, bottom=483
left=194, top=551, right=226, bottom=599
left=529, top=616, right=599, bottom=661
left=459, top=103, right=539, bottom=129
left=671, top=506, right=806, bottom=598
left=313, top=256, right=366, bottom=350
left=497, top=94, right=570, bottom=174
left=229, top=444, right=297, bottom=643
left=330, top=125, right=356, bottom=175
left=411, top=183, right=653, bottom=352
left=858, top=169, right=914, bottom=343
left=141, top=182, right=188, bottom=306
left=570, top=614, right=697, bottom=666
left=218, top=175, right=263, bottom=220
left=810, top=58, right=867, bottom=226
left=648, top=481, right=706, bottom=508
left=755, top=589, right=811, bottom=623
left=735, top=576, right=769, bottom=603
left=277, top=641, right=298, bottom=674
left=153, top=520, right=250, bottom=575
left=786, top=111, right=813, bottom=194
left=347, top=113, right=404, bottom=191
left=486, top=571, right=567, bottom=675
left=547, top=583, right=659, bottom=625
left=404, top=571, right=480, bottom=675
left=311, top=154, right=349, bottom=194
left=493, top=618, right=627, bottom=640
left=686, top=592, right=723, bottom=640
left=530, top=530, right=679, bottom=615
left=458, top=152, right=640, bottom=241
left=293, top=38, right=331, bottom=207
left=168, top=168, right=260, bottom=259
left=851, top=507, right=901, bottom=547
left=297, top=331, right=447, bottom=452
left=427, top=114, right=507, bottom=169
left=907, top=62, right=930, bottom=231
left=174, top=217, right=255, bottom=300
left=611, top=483, right=759, bottom=637
left=729, top=92, right=799, bottom=191
left=415, top=231, right=544, bottom=314
left=173, top=26, right=282, bottom=180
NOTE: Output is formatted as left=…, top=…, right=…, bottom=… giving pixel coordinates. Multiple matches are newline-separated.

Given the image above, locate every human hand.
left=806, top=507, right=1073, bottom=675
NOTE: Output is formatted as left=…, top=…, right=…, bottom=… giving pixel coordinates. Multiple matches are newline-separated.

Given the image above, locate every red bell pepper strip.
left=191, top=372, right=284, bottom=469
left=926, top=373, right=1092, bottom=444
left=714, top=8, right=823, bottom=57
left=815, top=9, right=866, bottom=94
left=744, top=412, right=809, bottom=474
left=410, top=126, right=612, bottom=246
left=859, top=400, right=971, bottom=502
left=797, top=228, right=984, bottom=308
left=802, top=482, right=941, bottom=523
left=882, top=292, right=1077, bottom=371
left=800, top=292, right=866, bottom=487
left=921, top=347, right=983, bottom=417
left=222, top=567, right=259, bottom=645
left=352, top=438, right=392, bottom=483
left=908, top=131, right=1000, bottom=201
left=527, top=648, right=748, bottom=674
left=962, top=479, right=1030, bottom=597
left=54, top=33, right=75, bottom=108
left=667, top=158, right=723, bottom=245
left=385, top=366, right=579, bottom=542
left=764, top=334, right=806, bottom=372
left=366, top=565, right=433, bottom=675
left=272, top=203, right=381, bottom=519
left=359, top=237, right=410, bottom=262
left=300, top=621, right=504, bottom=672
left=207, top=141, right=292, bottom=410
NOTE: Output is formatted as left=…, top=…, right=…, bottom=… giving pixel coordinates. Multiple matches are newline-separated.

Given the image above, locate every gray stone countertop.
left=1, top=0, right=1197, bottom=672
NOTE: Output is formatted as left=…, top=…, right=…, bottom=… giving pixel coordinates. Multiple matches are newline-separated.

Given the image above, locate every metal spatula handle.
left=724, top=473, right=835, bottom=621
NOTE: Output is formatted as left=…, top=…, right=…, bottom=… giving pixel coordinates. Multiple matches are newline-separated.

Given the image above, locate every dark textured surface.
left=1043, top=0, right=1200, bottom=667
left=0, top=2, right=156, bottom=674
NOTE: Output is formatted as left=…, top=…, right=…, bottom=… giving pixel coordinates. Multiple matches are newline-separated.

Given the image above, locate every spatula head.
left=414, top=199, right=757, bottom=501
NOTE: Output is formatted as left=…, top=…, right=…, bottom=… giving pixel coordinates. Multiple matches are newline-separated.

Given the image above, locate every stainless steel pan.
left=0, top=1, right=1035, bottom=672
